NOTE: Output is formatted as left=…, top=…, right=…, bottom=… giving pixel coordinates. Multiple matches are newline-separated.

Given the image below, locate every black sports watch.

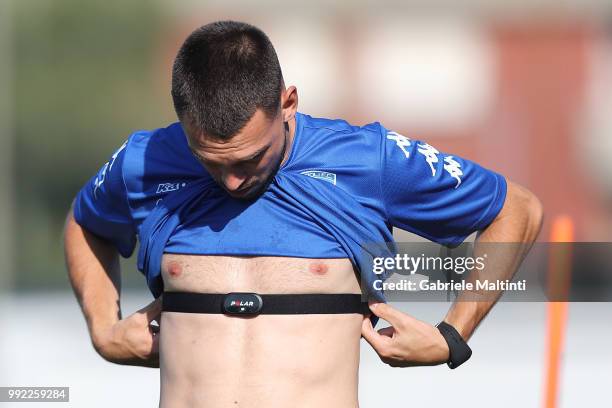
left=436, top=321, right=472, bottom=369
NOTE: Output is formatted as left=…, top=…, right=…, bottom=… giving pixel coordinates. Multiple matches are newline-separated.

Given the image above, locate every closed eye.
left=189, top=146, right=268, bottom=167
left=242, top=150, right=266, bottom=165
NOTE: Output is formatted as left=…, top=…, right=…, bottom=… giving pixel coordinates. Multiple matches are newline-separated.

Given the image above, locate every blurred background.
left=0, top=0, right=611, bottom=406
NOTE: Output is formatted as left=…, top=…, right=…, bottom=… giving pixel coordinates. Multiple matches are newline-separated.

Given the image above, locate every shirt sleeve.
left=379, top=125, right=507, bottom=246
left=73, top=141, right=137, bottom=257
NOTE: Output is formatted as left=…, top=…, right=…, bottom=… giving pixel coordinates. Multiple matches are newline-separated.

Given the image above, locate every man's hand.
left=64, top=209, right=161, bottom=368
left=361, top=302, right=450, bottom=367
left=94, top=298, right=162, bottom=368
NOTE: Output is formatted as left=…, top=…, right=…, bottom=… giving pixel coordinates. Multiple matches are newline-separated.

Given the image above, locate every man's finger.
left=361, top=316, right=392, bottom=354
left=368, top=302, right=408, bottom=329
left=377, top=326, right=395, bottom=338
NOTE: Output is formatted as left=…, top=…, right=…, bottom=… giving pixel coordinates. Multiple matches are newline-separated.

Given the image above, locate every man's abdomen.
left=158, top=255, right=363, bottom=408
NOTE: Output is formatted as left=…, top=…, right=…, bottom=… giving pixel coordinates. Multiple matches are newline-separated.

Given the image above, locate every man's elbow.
left=524, top=190, right=544, bottom=241
left=502, top=180, right=544, bottom=242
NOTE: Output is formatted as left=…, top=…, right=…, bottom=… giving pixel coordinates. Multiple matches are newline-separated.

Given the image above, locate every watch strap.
left=436, top=321, right=472, bottom=369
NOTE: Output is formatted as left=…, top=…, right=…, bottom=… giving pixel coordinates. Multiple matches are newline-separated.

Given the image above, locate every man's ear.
left=281, top=85, right=298, bottom=122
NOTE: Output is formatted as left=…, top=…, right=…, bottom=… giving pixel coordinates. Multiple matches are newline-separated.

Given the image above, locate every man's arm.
left=362, top=178, right=543, bottom=367
left=63, top=203, right=161, bottom=368
left=443, top=179, right=544, bottom=340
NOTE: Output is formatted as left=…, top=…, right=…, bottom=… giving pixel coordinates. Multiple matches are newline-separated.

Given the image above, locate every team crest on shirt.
left=300, top=170, right=337, bottom=185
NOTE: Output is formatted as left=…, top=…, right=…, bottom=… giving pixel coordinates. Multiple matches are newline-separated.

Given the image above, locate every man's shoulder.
left=295, top=113, right=388, bottom=202
left=124, top=122, right=188, bottom=158
left=120, top=122, right=205, bottom=196
left=299, top=112, right=383, bottom=139
left=123, top=121, right=200, bottom=167
left=297, top=113, right=385, bottom=165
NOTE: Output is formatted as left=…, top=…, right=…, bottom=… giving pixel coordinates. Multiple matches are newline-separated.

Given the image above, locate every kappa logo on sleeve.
left=443, top=156, right=463, bottom=188
left=386, top=131, right=411, bottom=158
left=417, top=143, right=440, bottom=176
left=93, top=141, right=128, bottom=200
left=387, top=131, right=464, bottom=188
left=416, top=143, right=463, bottom=187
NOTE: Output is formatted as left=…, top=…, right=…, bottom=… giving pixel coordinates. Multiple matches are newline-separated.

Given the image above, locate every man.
left=63, top=20, right=543, bottom=407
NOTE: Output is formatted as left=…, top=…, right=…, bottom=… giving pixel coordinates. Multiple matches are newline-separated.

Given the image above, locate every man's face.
left=185, top=109, right=287, bottom=200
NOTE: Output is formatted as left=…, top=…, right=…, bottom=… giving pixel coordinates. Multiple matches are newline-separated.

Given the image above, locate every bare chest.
left=161, top=254, right=361, bottom=294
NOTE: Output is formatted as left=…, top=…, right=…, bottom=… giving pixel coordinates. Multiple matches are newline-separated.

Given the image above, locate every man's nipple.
left=167, top=261, right=183, bottom=278
left=309, top=262, right=329, bottom=276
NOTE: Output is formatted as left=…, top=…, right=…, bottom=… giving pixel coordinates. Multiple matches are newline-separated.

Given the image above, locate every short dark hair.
left=171, top=21, right=283, bottom=139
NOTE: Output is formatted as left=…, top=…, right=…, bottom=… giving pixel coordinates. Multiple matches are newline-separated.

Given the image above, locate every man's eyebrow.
left=189, top=145, right=269, bottom=163
left=242, top=146, right=268, bottom=161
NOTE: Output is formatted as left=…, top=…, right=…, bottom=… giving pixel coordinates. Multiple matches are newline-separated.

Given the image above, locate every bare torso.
left=159, top=254, right=364, bottom=408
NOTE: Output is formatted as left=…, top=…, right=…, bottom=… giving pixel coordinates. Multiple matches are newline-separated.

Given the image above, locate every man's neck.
left=280, top=116, right=296, bottom=167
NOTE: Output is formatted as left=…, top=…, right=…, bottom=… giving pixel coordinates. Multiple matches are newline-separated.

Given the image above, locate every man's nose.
left=222, top=170, right=247, bottom=192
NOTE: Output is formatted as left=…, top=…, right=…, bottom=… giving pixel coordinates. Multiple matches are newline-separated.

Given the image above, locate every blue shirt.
left=74, top=112, right=507, bottom=298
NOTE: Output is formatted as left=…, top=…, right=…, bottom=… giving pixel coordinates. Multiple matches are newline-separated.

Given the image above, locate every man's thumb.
left=138, top=297, right=162, bottom=321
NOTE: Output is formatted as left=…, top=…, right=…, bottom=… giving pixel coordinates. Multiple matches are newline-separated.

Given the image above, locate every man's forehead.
left=192, top=107, right=273, bottom=138
left=186, top=119, right=275, bottom=163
